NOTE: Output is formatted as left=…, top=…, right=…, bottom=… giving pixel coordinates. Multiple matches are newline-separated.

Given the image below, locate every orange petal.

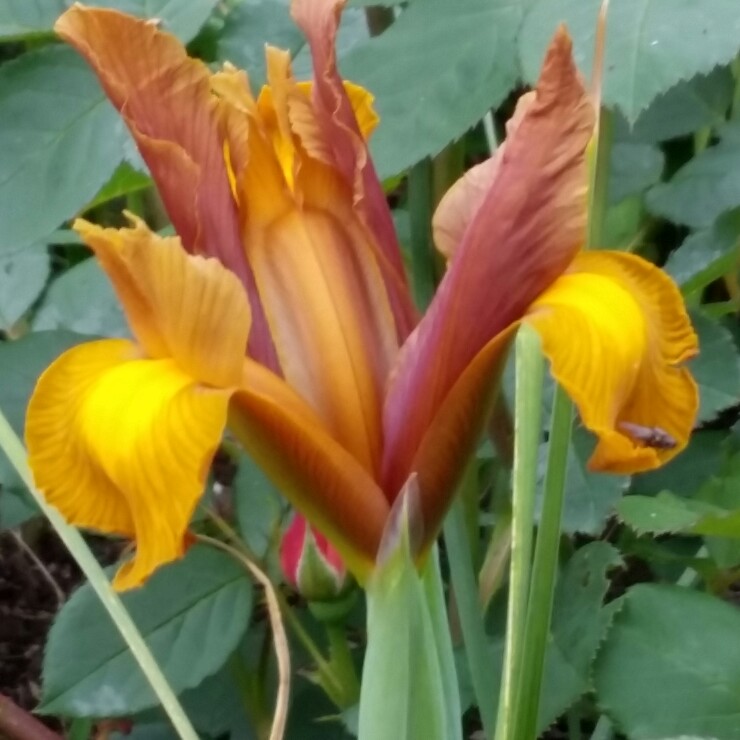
left=290, top=0, right=417, bottom=338
left=54, top=6, right=241, bottom=271
left=410, top=327, right=516, bottom=548
left=527, top=251, right=699, bottom=473
left=73, top=216, right=248, bottom=389
left=382, top=28, right=594, bottom=497
left=26, top=340, right=231, bottom=589
left=55, top=6, right=279, bottom=368
left=247, top=209, right=399, bottom=475
left=230, top=360, right=390, bottom=581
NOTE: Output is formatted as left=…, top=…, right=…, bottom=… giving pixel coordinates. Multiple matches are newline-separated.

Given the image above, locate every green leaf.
left=217, top=0, right=305, bottom=90
left=233, top=451, right=288, bottom=559
left=607, top=142, right=663, bottom=205
left=0, top=331, right=86, bottom=526
left=646, top=120, right=740, bottom=228
left=341, top=0, right=521, bottom=178
left=621, top=67, right=735, bottom=143
left=538, top=542, right=622, bottom=729
left=92, top=0, right=220, bottom=42
left=595, top=584, right=740, bottom=739
left=538, top=428, right=630, bottom=536
left=86, top=162, right=152, bottom=211
left=519, top=0, right=740, bottom=121
left=631, top=430, right=728, bottom=497
left=359, top=529, right=461, bottom=740
left=617, top=491, right=716, bottom=535
left=33, top=258, right=128, bottom=337
left=690, top=311, right=740, bottom=424
left=665, top=208, right=740, bottom=294
left=41, top=545, right=253, bottom=716
left=0, top=0, right=219, bottom=42
left=0, top=46, right=126, bottom=252
left=0, top=247, right=50, bottom=331
left=0, top=0, right=63, bottom=39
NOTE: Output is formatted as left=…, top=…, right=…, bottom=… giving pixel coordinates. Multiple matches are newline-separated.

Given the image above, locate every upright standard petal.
left=54, top=6, right=278, bottom=367
left=527, top=251, right=699, bottom=473
left=291, top=0, right=417, bottom=339
left=26, top=340, right=232, bottom=589
left=382, top=29, right=594, bottom=498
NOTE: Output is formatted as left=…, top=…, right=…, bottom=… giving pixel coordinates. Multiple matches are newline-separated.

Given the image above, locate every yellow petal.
left=73, top=216, right=250, bottom=389
left=526, top=251, right=699, bottom=473
left=26, top=340, right=231, bottom=589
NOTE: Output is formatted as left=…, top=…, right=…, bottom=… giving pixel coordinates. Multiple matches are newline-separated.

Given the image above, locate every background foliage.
left=1, top=0, right=739, bottom=738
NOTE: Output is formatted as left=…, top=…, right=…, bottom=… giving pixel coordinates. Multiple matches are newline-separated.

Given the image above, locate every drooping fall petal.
left=527, top=251, right=699, bottom=473
left=54, top=5, right=278, bottom=367
left=26, top=217, right=254, bottom=587
left=382, top=28, right=594, bottom=498
left=26, top=340, right=231, bottom=589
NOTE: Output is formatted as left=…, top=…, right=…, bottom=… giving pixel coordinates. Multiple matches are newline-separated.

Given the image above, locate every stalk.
left=0, top=409, right=198, bottom=740
left=494, top=324, right=545, bottom=740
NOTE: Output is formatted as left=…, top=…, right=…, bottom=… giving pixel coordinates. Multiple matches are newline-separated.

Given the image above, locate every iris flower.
left=26, top=0, right=698, bottom=590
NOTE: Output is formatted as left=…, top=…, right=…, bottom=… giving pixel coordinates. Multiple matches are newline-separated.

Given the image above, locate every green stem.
left=325, top=624, right=361, bottom=707
left=587, top=106, right=613, bottom=250
left=408, top=158, right=437, bottom=310
left=567, top=709, right=582, bottom=740
left=0, top=409, right=198, bottom=740
left=731, top=56, right=740, bottom=120
left=444, top=488, right=496, bottom=738
left=203, top=509, right=346, bottom=704
left=494, top=325, right=545, bottom=740
left=513, top=385, right=574, bottom=739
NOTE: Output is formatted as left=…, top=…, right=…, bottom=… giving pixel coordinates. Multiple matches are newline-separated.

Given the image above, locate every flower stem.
left=587, top=106, right=613, bottom=250
left=512, top=384, right=573, bottom=739
left=325, top=624, right=361, bottom=707
left=494, top=324, right=545, bottom=740
left=0, top=408, right=198, bottom=740
left=444, top=485, right=496, bottom=738
left=408, top=158, right=437, bottom=310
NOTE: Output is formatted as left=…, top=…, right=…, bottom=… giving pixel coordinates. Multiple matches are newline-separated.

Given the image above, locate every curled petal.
left=54, top=6, right=240, bottom=270
left=55, top=6, right=278, bottom=368
left=382, top=28, right=594, bottom=498
left=230, top=360, right=390, bottom=582
left=26, top=340, right=231, bottom=589
left=74, top=217, right=249, bottom=389
left=527, top=251, right=699, bottom=473
left=291, top=0, right=417, bottom=338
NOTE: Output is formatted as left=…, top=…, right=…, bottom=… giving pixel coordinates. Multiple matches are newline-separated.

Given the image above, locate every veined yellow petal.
left=526, top=251, right=698, bottom=473
left=26, top=339, right=232, bottom=590
left=74, top=217, right=250, bottom=389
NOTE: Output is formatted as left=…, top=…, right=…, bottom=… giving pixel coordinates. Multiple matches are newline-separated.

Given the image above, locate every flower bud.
left=280, top=515, right=349, bottom=602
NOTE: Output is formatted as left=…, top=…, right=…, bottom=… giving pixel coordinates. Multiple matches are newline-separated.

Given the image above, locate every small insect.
left=618, top=421, right=677, bottom=450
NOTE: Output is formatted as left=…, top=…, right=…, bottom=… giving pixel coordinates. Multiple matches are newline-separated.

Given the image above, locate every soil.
left=0, top=524, right=121, bottom=728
